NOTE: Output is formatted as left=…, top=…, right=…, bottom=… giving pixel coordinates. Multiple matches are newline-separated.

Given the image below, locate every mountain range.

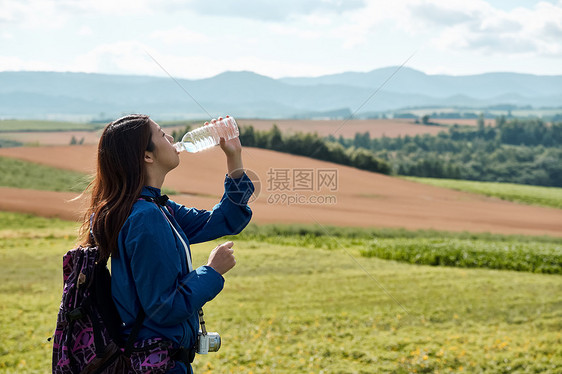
left=1, top=68, right=561, bottom=120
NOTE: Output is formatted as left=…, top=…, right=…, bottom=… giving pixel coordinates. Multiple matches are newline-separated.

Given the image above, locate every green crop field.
left=0, top=157, right=177, bottom=195
left=404, top=177, right=562, bottom=209
left=0, top=139, right=22, bottom=147
left=0, top=119, right=199, bottom=133
left=1, top=213, right=561, bottom=373
left=0, top=156, right=91, bottom=192
left=361, top=237, right=561, bottom=274
left=230, top=224, right=562, bottom=274
left=0, top=120, right=104, bottom=133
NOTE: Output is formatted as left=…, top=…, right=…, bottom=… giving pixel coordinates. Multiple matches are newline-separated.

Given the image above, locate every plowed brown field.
left=1, top=145, right=561, bottom=237
left=429, top=118, right=496, bottom=127
left=236, top=119, right=448, bottom=138
left=0, top=130, right=103, bottom=146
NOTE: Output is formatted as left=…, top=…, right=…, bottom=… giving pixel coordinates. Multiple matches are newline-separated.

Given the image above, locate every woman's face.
left=147, top=119, right=180, bottom=172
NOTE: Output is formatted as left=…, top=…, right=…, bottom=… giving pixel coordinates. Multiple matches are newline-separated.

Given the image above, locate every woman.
left=80, top=114, right=254, bottom=373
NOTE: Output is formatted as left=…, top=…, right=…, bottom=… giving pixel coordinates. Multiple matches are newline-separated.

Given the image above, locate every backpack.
left=51, top=245, right=183, bottom=373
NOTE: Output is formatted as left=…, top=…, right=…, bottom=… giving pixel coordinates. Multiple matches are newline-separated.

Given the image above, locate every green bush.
left=360, top=238, right=562, bottom=274
left=229, top=224, right=562, bottom=274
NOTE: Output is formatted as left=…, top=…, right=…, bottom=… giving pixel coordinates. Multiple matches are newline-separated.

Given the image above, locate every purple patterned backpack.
left=51, top=246, right=181, bottom=373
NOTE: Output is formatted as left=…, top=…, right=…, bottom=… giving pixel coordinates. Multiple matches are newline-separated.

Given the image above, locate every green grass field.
left=404, top=177, right=562, bottom=209
left=1, top=213, right=561, bottom=373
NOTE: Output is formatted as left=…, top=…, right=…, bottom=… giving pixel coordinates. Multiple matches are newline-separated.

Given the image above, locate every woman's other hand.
left=206, top=241, right=236, bottom=275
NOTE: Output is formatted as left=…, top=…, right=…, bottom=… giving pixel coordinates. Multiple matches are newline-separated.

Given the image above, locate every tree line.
left=238, top=125, right=392, bottom=174
left=333, top=117, right=562, bottom=187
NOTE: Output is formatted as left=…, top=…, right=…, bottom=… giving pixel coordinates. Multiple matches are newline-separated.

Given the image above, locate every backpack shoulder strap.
left=92, top=253, right=147, bottom=355
left=123, top=307, right=146, bottom=357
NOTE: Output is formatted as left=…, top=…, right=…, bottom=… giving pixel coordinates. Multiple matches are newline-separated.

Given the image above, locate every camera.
left=196, top=331, right=221, bottom=354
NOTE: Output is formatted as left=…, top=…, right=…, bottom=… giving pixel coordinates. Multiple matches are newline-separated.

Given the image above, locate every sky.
left=1, top=0, right=561, bottom=79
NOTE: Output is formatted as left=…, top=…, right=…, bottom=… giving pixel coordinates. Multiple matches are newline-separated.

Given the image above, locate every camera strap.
left=198, top=309, right=208, bottom=335
left=155, top=205, right=193, bottom=272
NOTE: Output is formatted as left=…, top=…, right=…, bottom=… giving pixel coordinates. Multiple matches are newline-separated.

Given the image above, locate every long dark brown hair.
left=79, top=114, right=154, bottom=262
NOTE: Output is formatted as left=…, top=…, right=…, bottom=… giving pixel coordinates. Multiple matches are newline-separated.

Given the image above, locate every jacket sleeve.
left=121, top=207, right=225, bottom=326
left=171, top=173, right=254, bottom=244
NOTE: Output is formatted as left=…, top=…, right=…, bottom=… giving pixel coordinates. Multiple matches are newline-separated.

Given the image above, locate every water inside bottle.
left=174, top=117, right=239, bottom=153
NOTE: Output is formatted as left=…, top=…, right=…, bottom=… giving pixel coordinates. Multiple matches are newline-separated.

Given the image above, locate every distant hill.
left=280, top=68, right=562, bottom=98
left=1, top=69, right=561, bottom=120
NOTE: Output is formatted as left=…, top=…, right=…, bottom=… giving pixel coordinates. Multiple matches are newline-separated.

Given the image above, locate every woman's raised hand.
left=203, top=116, right=242, bottom=157
left=217, top=116, right=242, bottom=157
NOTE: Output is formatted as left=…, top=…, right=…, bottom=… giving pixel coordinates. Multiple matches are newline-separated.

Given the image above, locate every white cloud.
left=30, top=0, right=152, bottom=15
left=320, top=0, right=562, bottom=56
left=0, top=0, right=62, bottom=28
left=0, top=0, right=152, bottom=28
left=0, top=0, right=26, bottom=23
left=0, top=55, right=57, bottom=71
left=1, top=0, right=561, bottom=78
left=177, top=0, right=366, bottom=21
left=543, top=21, right=562, bottom=41
left=418, top=0, right=562, bottom=56
left=78, top=26, right=93, bottom=36
left=72, top=41, right=159, bottom=75
left=328, top=1, right=408, bottom=48
left=68, top=43, right=248, bottom=79
left=149, top=27, right=211, bottom=45
left=409, top=0, right=488, bottom=27
left=68, top=42, right=347, bottom=79
left=268, top=23, right=324, bottom=40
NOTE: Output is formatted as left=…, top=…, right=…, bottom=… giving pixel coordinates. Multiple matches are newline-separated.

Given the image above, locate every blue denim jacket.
left=111, top=173, right=254, bottom=373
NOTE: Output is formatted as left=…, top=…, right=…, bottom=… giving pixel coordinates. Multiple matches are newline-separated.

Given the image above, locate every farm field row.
left=0, top=145, right=561, bottom=237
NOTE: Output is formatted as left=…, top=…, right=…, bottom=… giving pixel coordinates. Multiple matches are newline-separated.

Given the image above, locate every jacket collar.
left=139, top=186, right=169, bottom=206
left=141, top=185, right=161, bottom=197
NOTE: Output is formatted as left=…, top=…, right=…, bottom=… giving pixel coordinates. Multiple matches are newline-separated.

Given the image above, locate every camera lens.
left=207, top=332, right=221, bottom=352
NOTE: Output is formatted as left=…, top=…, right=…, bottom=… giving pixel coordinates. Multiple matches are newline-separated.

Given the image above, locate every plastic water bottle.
left=174, top=117, right=239, bottom=153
